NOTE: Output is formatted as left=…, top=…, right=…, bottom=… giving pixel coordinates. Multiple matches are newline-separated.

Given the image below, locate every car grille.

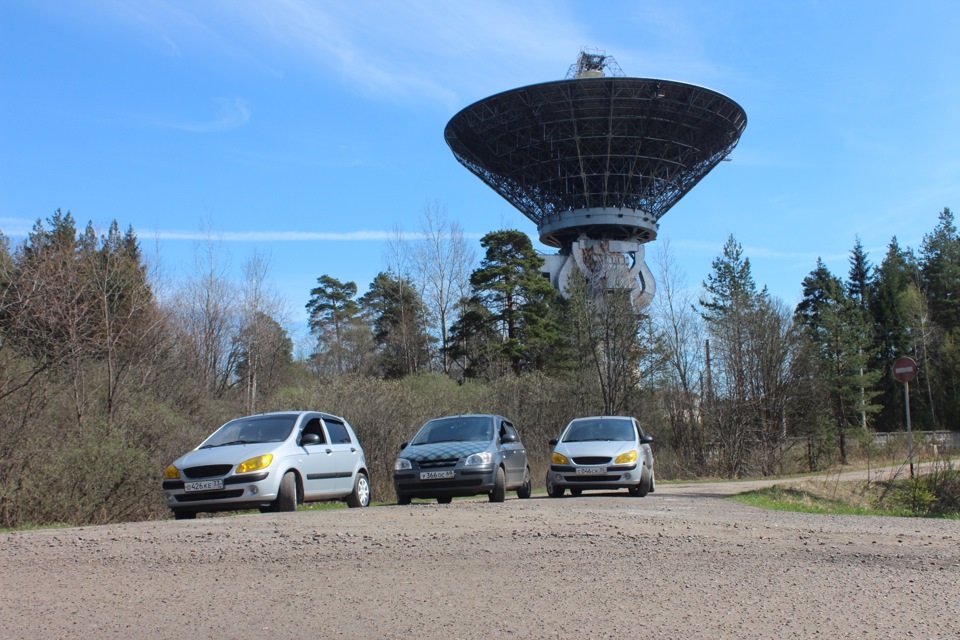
left=566, top=475, right=621, bottom=483
left=573, top=456, right=611, bottom=465
left=396, top=479, right=482, bottom=490
left=174, top=490, right=244, bottom=502
left=183, top=464, right=233, bottom=479
left=418, top=458, right=458, bottom=469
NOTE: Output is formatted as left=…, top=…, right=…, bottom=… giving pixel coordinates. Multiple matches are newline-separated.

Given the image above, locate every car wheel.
left=347, top=472, right=370, bottom=508
left=396, top=493, right=412, bottom=506
left=436, top=496, right=453, bottom=504
left=630, top=465, right=651, bottom=497
left=546, top=474, right=564, bottom=498
left=275, top=471, right=298, bottom=512
left=516, top=467, right=532, bottom=499
left=489, top=467, right=506, bottom=502
left=570, top=489, right=582, bottom=496
left=172, top=510, right=196, bottom=520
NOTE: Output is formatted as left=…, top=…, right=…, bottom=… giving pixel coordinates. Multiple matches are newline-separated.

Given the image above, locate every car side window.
left=302, top=418, right=326, bottom=444
left=325, top=420, right=352, bottom=444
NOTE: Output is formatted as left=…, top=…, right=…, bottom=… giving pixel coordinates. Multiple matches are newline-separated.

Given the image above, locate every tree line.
left=0, top=205, right=956, bottom=527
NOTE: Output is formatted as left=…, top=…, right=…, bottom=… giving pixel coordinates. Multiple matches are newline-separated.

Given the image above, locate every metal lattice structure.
left=444, top=58, right=747, bottom=249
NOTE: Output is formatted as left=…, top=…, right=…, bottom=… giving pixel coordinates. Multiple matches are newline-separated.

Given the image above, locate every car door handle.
left=325, top=448, right=333, bottom=454
left=350, top=448, right=357, bottom=453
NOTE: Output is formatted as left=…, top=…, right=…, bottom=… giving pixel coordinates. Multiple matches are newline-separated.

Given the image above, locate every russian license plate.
left=184, top=479, right=224, bottom=492
left=420, top=470, right=455, bottom=480
left=575, top=466, right=606, bottom=475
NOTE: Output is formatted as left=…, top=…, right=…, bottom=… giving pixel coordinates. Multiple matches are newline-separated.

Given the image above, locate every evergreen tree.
left=305, top=275, right=361, bottom=375
left=870, top=237, right=918, bottom=430
left=796, top=259, right=880, bottom=462
left=468, top=230, right=561, bottom=375
left=360, top=271, right=432, bottom=379
left=847, top=236, right=873, bottom=311
left=920, top=207, right=960, bottom=331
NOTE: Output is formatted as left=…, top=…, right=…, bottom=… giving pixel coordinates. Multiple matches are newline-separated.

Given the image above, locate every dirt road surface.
left=2, top=475, right=958, bottom=639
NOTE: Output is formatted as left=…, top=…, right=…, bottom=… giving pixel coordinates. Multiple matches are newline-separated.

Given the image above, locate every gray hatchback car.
left=163, top=411, right=371, bottom=519
left=393, top=414, right=532, bottom=504
left=546, top=415, right=655, bottom=497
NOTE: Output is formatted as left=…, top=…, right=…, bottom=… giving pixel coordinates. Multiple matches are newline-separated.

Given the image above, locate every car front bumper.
left=547, top=464, right=639, bottom=491
left=394, top=465, right=497, bottom=499
left=162, top=471, right=277, bottom=512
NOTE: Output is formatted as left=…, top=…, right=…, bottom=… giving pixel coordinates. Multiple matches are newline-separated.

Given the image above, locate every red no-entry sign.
left=893, top=357, right=917, bottom=383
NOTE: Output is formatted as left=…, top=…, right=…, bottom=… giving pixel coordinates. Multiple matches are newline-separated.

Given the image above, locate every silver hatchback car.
left=545, top=416, right=655, bottom=497
left=163, top=411, right=371, bottom=519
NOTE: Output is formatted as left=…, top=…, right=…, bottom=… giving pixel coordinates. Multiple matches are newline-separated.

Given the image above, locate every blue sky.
left=2, top=0, right=959, bottom=338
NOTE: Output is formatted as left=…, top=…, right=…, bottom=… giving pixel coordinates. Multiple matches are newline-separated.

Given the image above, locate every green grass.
left=729, top=478, right=960, bottom=519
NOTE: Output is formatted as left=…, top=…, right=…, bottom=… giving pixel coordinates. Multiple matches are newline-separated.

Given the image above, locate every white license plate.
left=184, top=479, right=224, bottom=492
left=575, top=466, right=606, bottom=475
left=420, top=470, right=455, bottom=480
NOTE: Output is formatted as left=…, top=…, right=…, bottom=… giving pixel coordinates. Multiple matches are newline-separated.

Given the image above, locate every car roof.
left=246, top=410, right=348, bottom=422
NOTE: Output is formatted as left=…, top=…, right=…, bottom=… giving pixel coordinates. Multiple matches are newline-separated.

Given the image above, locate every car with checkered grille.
left=393, top=414, right=532, bottom=504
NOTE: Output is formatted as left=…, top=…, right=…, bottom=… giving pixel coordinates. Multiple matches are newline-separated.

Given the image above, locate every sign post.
left=893, top=357, right=918, bottom=478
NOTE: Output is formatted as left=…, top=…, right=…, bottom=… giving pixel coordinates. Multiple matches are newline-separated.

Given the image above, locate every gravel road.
left=1, top=474, right=957, bottom=639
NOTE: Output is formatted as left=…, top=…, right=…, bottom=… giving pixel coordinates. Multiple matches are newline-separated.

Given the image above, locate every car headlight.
left=615, top=450, right=638, bottom=464
left=164, top=465, right=181, bottom=479
left=552, top=452, right=570, bottom=465
left=395, top=458, right=412, bottom=471
left=236, top=454, right=273, bottom=474
left=464, top=451, right=492, bottom=466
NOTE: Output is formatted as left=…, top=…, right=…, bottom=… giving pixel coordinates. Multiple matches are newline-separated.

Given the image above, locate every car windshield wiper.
left=200, top=439, right=257, bottom=449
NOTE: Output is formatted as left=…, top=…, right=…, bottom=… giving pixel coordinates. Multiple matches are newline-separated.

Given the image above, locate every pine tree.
left=469, top=230, right=560, bottom=375
left=305, top=275, right=361, bottom=375
left=360, top=271, right=432, bottom=379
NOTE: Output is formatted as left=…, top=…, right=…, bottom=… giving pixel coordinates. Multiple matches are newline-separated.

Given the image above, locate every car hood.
left=174, top=442, right=281, bottom=469
left=400, top=441, right=488, bottom=463
left=555, top=441, right=636, bottom=459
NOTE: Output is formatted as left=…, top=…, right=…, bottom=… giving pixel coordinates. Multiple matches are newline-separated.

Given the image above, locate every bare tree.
left=175, top=231, right=236, bottom=394
left=411, top=202, right=475, bottom=372
left=233, top=252, right=291, bottom=413
left=652, top=241, right=707, bottom=467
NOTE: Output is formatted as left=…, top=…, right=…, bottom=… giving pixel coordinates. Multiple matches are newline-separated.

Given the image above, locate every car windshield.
left=410, top=416, right=494, bottom=445
left=562, top=418, right=635, bottom=443
left=200, top=415, right=298, bottom=448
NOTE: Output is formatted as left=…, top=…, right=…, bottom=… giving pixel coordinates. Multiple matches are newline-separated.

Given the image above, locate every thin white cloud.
left=158, top=98, right=250, bottom=133
left=154, top=229, right=484, bottom=241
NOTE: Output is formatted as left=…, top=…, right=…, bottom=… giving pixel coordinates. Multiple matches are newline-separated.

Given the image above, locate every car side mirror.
left=548, top=438, right=559, bottom=446
left=501, top=433, right=518, bottom=444
left=640, top=435, right=654, bottom=445
left=300, top=433, right=321, bottom=446
left=399, top=441, right=409, bottom=450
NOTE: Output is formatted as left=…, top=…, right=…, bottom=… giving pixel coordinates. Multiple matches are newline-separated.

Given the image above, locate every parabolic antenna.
left=445, top=50, right=746, bottom=309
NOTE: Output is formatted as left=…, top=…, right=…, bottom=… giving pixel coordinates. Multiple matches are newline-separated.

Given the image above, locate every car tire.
left=436, top=496, right=453, bottom=504
left=516, top=467, right=532, bottom=499
left=489, top=467, right=506, bottom=502
left=570, top=489, right=582, bottom=496
left=630, top=465, right=651, bottom=497
left=172, top=510, right=196, bottom=520
left=546, top=474, right=564, bottom=498
left=347, top=472, right=370, bottom=508
left=396, top=493, right=412, bottom=505
left=649, top=468, right=656, bottom=493
left=276, top=471, right=298, bottom=512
